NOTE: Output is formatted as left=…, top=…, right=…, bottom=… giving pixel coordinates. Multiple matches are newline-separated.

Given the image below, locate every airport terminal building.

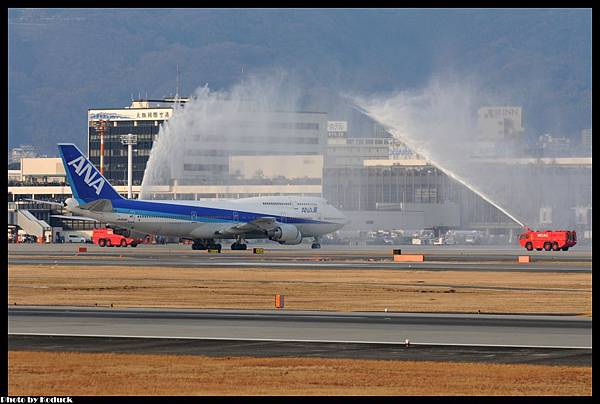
left=87, top=99, right=327, bottom=199
left=88, top=100, right=172, bottom=186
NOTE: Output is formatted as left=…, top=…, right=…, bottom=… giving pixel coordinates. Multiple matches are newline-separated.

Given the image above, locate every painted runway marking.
left=8, top=332, right=591, bottom=350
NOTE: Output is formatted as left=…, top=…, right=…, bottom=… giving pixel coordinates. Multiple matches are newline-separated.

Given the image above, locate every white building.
left=476, top=107, right=524, bottom=157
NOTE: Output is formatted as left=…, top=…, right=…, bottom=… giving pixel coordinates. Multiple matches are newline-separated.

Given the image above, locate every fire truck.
left=92, top=228, right=139, bottom=248
left=518, top=228, right=577, bottom=251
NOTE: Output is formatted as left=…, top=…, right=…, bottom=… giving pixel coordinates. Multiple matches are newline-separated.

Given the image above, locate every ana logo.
left=301, top=207, right=318, bottom=213
left=67, top=156, right=105, bottom=195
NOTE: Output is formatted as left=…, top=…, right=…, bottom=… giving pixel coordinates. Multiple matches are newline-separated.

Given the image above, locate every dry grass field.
left=8, top=350, right=591, bottom=396
left=8, top=264, right=591, bottom=314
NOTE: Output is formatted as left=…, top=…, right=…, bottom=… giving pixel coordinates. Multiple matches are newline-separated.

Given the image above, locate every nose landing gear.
left=311, top=237, right=321, bottom=249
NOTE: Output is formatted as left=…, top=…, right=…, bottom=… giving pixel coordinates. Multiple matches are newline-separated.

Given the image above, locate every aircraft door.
left=127, top=211, right=135, bottom=224
left=191, top=211, right=197, bottom=222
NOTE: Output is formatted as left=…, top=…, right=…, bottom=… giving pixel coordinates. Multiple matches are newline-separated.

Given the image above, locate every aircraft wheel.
left=192, top=242, right=206, bottom=250
left=311, top=243, right=321, bottom=249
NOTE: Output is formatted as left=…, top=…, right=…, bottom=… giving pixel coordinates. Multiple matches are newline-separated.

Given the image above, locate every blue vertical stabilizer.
left=58, top=143, right=124, bottom=203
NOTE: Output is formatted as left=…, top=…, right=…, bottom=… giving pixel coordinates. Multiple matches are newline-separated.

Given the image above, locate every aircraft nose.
left=337, top=209, right=350, bottom=226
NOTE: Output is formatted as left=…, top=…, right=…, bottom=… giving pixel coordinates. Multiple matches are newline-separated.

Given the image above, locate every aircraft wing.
left=215, top=217, right=278, bottom=237
left=21, top=198, right=65, bottom=207
left=51, top=215, right=98, bottom=222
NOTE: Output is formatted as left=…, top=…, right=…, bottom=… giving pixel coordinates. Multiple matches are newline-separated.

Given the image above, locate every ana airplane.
left=56, top=143, right=348, bottom=250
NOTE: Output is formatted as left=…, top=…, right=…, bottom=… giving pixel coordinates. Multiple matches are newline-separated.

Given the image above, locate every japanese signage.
left=327, top=121, right=348, bottom=138
left=89, top=108, right=173, bottom=122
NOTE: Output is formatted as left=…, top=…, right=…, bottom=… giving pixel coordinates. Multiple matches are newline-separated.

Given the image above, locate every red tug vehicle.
left=92, top=228, right=139, bottom=248
left=518, top=227, right=577, bottom=251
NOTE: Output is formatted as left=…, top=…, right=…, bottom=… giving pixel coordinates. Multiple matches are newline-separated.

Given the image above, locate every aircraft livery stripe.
left=112, top=200, right=332, bottom=225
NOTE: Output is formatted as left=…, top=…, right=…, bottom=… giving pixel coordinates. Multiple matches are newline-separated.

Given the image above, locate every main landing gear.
left=231, top=236, right=247, bottom=250
left=191, top=239, right=221, bottom=250
left=311, top=237, right=321, bottom=249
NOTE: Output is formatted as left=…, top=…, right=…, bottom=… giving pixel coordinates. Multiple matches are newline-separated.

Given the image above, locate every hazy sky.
left=8, top=8, right=591, bottom=155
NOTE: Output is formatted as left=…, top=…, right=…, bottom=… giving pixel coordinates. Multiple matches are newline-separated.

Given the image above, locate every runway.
left=9, top=306, right=591, bottom=349
left=8, top=257, right=591, bottom=273
left=7, top=244, right=592, bottom=273
left=8, top=244, right=592, bottom=366
left=9, top=243, right=593, bottom=261
left=8, top=334, right=591, bottom=366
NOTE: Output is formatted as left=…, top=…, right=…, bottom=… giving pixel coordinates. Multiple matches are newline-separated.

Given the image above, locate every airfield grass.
left=8, top=264, right=591, bottom=314
left=8, top=350, right=591, bottom=396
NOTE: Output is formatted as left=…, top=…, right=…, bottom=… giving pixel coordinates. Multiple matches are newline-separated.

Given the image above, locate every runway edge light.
left=275, top=294, right=285, bottom=309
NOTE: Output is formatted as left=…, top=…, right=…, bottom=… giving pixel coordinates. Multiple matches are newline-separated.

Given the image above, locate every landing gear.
left=192, top=239, right=221, bottom=250
left=311, top=237, right=321, bottom=249
left=231, top=236, right=247, bottom=250
left=192, top=240, right=207, bottom=250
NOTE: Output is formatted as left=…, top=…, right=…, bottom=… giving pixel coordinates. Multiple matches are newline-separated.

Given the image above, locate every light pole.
left=94, top=120, right=109, bottom=175
left=120, top=133, right=138, bottom=199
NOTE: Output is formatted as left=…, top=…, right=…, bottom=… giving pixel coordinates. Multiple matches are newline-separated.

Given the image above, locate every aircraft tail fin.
left=58, top=143, right=124, bottom=203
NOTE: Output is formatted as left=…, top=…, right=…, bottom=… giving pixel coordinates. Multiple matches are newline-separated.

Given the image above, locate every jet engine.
left=268, top=223, right=302, bottom=245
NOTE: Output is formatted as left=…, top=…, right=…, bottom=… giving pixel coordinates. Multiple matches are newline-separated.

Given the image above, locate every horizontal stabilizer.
left=51, top=215, right=98, bottom=222
left=21, top=198, right=65, bottom=207
left=79, top=199, right=114, bottom=212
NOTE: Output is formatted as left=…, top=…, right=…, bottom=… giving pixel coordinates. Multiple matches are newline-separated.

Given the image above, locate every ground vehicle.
left=518, top=228, right=577, bottom=251
left=18, top=234, right=37, bottom=243
left=92, top=228, right=138, bottom=247
left=66, top=234, right=88, bottom=243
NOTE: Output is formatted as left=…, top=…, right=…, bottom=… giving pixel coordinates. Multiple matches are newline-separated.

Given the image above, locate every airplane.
left=55, top=143, right=349, bottom=250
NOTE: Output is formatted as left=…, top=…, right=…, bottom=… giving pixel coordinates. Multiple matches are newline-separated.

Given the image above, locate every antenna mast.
left=175, top=64, right=180, bottom=102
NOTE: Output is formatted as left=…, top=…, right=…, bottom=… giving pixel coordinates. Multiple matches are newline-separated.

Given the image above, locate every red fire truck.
left=518, top=228, right=577, bottom=251
left=92, top=228, right=139, bottom=248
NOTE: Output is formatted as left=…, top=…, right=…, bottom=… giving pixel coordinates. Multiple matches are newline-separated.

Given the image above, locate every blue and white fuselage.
left=58, top=143, right=348, bottom=249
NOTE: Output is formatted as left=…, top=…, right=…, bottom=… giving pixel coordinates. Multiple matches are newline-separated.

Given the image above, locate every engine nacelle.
left=268, top=224, right=302, bottom=245
left=65, top=197, right=79, bottom=210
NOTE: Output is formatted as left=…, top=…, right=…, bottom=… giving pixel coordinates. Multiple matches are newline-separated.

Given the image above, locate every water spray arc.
left=350, top=104, right=526, bottom=228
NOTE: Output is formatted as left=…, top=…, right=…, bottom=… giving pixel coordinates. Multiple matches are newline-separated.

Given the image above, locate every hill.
left=8, top=9, right=591, bottom=154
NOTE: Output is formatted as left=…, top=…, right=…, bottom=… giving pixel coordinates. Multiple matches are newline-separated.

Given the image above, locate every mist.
left=351, top=73, right=591, bottom=229
left=140, top=70, right=325, bottom=199
left=139, top=63, right=590, bottom=230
